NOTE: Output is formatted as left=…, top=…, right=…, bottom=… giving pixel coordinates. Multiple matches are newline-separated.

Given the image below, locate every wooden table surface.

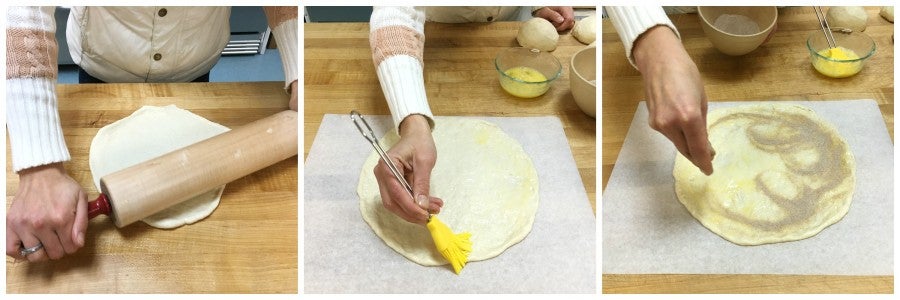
left=305, top=21, right=597, bottom=211
left=602, top=7, right=893, bottom=293
left=5, top=82, right=298, bottom=293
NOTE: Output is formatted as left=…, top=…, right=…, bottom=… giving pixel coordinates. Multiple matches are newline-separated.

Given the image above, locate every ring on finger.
left=19, top=242, right=44, bottom=257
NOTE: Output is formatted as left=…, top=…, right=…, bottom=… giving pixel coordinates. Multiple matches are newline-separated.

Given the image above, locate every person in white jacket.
left=368, top=6, right=574, bottom=224
left=607, top=6, right=715, bottom=176
left=6, top=6, right=298, bottom=262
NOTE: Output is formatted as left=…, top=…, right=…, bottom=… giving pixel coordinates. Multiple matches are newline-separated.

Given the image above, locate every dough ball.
left=827, top=6, right=868, bottom=32
left=571, top=15, right=597, bottom=45
left=517, top=17, right=559, bottom=51
left=880, top=6, right=894, bottom=23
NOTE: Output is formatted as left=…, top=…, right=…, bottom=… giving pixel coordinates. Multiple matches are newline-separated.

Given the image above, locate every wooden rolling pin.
left=87, top=110, right=298, bottom=227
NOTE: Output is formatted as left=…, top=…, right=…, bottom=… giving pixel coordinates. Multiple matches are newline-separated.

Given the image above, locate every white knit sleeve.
left=6, top=6, right=71, bottom=172
left=370, top=6, right=434, bottom=131
left=272, top=19, right=298, bottom=89
left=263, top=7, right=299, bottom=89
left=607, top=6, right=680, bottom=68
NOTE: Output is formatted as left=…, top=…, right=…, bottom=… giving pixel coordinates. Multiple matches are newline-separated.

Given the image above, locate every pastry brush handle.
left=370, top=140, right=415, bottom=198
left=350, top=111, right=423, bottom=206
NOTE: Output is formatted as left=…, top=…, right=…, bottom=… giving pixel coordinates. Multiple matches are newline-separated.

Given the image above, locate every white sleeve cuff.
left=607, top=6, right=680, bottom=68
left=6, top=78, right=71, bottom=172
left=272, top=18, right=298, bottom=89
left=375, top=55, right=434, bottom=132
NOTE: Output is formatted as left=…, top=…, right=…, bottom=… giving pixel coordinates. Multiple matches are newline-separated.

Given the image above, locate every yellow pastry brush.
left=426, top=215, right=472, bottom=274
left=351, top=111, right=472, bottom=274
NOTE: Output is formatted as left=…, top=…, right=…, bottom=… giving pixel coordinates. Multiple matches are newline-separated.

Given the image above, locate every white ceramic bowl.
left=698, top=6, right=778, bottom=56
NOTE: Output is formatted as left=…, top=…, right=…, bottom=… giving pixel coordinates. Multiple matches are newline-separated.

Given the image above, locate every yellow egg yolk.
left=500, top=66, right=550, bottom=98
left=812, top=46, right=863, bottom=78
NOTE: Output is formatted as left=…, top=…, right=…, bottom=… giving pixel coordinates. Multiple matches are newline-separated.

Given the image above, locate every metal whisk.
left=813, top=6, right=837, bottom=49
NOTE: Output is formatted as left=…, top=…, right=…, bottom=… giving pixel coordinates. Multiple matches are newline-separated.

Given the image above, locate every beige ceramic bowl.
left=569, top=46, right=596, bottom=117
left=698, top=6, right=778, bottom=56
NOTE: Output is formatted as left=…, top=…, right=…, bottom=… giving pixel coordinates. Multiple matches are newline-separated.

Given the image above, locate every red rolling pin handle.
left=88, top=194, right=111, bottom=219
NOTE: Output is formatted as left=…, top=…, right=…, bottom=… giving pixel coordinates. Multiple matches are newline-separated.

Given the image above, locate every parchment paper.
left=305, top=115, right=596, bottom=293
left=602, top=100, right=893, bottom=275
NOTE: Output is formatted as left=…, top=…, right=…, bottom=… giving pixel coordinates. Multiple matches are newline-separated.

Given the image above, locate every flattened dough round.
left=674, top=104, right=855, bottom=245
left=89, top=105, right=230, bottom=229
left=357, top=118, right=539, bottom=266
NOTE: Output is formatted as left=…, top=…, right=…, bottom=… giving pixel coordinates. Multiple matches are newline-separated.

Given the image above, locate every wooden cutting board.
left=305, top=20, right=597, bottom=212
left=5, top=82, right=297, bottom=293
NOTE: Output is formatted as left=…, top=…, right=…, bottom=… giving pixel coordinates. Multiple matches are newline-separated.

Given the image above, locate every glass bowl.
left=494, top=47, right=562, bottom=98
left=807, top=31, right=876, bottom=78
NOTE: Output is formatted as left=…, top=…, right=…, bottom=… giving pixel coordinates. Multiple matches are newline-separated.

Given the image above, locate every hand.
left=373, top=115, right=444, bottom=224
left=534, top=6, right=575, bottom=32
left=289, top=80, right=298, bottom=111
left=634, top=26, right=715, bottom=175
left=6, top=163, right=88, bottom=262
